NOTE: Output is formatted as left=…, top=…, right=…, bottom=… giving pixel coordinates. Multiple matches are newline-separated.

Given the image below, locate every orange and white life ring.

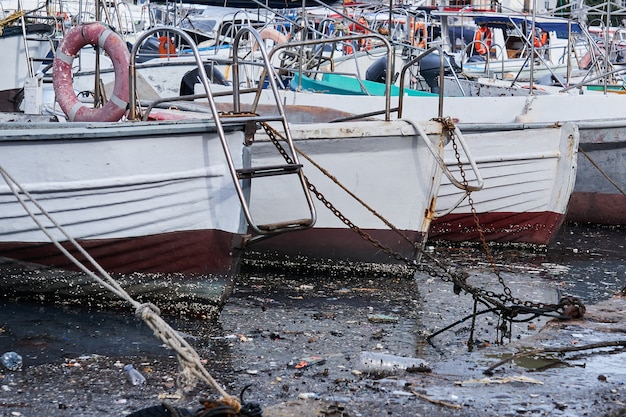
left=52, top=22, right=130, bottom=122
left=533, top=30, right=548, bottom=47
left=414, top=21, right=427, bottom=49
left=474, top=25, right=492, bottom=55
left=55, top=11, right=70, bottom=30
left=158, top=36, right=176, bottom=57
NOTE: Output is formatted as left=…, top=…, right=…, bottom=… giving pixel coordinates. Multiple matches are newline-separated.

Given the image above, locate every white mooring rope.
left=0, top=166, right=239, bottom=409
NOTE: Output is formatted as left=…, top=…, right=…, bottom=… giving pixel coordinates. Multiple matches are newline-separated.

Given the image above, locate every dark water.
left=0, top=301, right=167, bottom=366
left=530, top=223, right=625, bottom=303
left=0, top=224, right=623, bottom=366
left=452, top=223, right=625, bottom=304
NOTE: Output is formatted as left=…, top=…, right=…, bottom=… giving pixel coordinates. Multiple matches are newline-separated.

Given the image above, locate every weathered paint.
left=432, top=123, right=579, bottom=245
left=567, top=192, right=626, bottom=225
left=246, top=119, right=444, bottom=264
left=0, top=118, right=248, bottom=316
left=566, top=127, right=626, bottom=225
left=429, top=211, right=564, bottom=245
left=247, top=227, right=423, bottom=265
left=0, top=229, right=240, bottom=275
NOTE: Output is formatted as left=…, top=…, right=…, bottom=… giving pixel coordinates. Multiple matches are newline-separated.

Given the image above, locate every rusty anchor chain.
left=258, top=119, right=585, bottom=348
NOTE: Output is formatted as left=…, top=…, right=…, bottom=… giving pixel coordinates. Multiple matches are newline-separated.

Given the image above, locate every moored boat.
left=429, top=122, right=579, bottom=245
left=222, top=1, right=623, bottom=228
left=0, top=22, right=55, bottom=112
left=242, top=118, right=447, bottom=267
left=433, top=11, right=587, bottom=82
left=221, top=36, right=586, bottom=243
left=1, top=22, right=454, bottom=313
left=0, top=23, right=317, bottom=316
left=238, top=70, right=625, bottom=228
left=0, top=117, right=251, bottom=317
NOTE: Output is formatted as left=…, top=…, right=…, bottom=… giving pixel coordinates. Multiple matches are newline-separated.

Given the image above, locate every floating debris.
left=459, top=375, right=544, bottom=385
left=124, top=364, right=146, bottom=386
left=1, top=352, right=22, bottom=371
left=541, top=263, right=570, bottom=275
left=359, top=351, right=428, bottom=373
left=293, top=356, right=326, bottom=369
left=367, top=314, right=400, bottom=323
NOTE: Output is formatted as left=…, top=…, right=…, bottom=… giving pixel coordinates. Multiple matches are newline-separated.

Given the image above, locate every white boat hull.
left=244, top=119, right=445, bottom=265
left=0, top=118, right=247, bottom=316
left=239, top=89, right=625, bottom=227
left=431, top=123, right=579, bottom=245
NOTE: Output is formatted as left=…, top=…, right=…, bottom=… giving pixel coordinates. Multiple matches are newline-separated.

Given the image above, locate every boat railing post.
left=530, top=0, right=537, bottom=91
left=17, top=0, right=35, bottom=80
left=231, top=26, right=317, bottom=239
left=567, top=20, right=572, bottom=86
left=266, top=33, right=394, bottom=120
left=402, top=119, right=484, bottom=201
left=484, top=43, right=506, bottom=82
left=604, top=2, right=611, bottom=93
left=397, top=46, right=448, bottom=118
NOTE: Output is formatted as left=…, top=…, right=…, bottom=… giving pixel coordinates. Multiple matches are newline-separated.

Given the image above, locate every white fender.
left=260, top=28, right=288, bottom=45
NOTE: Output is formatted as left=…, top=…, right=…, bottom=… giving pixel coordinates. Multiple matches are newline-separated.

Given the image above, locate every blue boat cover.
left=472, top=14, right=582, bottom=34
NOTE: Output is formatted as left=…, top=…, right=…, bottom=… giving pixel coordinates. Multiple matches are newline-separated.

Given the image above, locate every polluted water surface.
left=0, top=224, right=624, bottom=417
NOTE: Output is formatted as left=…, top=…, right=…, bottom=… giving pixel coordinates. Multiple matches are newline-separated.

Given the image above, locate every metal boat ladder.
left=128, top=26, right=316, bottom=247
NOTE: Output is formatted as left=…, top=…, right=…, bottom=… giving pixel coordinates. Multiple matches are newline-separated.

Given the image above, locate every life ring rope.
left=52, top=22, right=130, bottom=122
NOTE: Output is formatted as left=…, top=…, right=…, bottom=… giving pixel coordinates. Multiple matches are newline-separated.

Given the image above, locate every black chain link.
left=438, top=117, right=584, bottom=314
left=259, top=120, right=585, bottom=343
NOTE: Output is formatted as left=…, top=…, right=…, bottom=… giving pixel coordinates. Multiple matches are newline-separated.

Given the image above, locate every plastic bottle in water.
left=1, top=351, right=23, bottom=371
left=359, top=351, right=428, bottom=373
left=123, top=364, right=146, bottom=385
